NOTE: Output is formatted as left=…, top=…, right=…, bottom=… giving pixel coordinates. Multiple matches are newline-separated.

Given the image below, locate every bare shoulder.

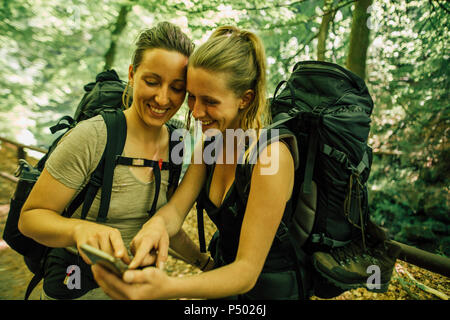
left=253, top=141, right=294, bottom=177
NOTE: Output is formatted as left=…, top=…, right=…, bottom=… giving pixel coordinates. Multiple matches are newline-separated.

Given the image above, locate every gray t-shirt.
left=45, top=115, right=169, bottom=248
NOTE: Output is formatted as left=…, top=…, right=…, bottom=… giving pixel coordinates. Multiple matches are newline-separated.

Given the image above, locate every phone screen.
left=79, top=244, right=129, bottom=276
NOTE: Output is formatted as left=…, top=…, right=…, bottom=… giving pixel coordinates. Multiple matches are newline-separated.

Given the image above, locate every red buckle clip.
left=158, top=158, right=163, bottom=170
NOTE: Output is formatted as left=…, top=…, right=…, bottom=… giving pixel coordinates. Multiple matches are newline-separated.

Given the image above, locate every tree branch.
left=172, top=0, right=309, bottom=15
left=432, top=0, right=450, bottom=14
left=103, top=4, right=133, bottom=70
left=259, top=0, right=356, bottom=31
left=317, top=0, right=335, bottom=61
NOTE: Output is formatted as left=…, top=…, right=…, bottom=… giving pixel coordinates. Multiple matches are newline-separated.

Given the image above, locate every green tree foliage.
left=0, top=0, right=448, bottom=254
left=366, top=0, right=449, bottom=255
left=0, top=0, right=128, bottom=145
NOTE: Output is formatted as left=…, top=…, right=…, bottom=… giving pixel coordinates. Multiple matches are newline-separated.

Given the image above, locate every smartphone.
left=79, top=243, right=129, bottom=277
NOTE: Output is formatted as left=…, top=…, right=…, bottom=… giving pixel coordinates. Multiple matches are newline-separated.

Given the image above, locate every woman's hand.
left=92, top=264, right=172, bottom=300
left=128, top=216, right=169, bottom=270
left=73, top=222, right=131, bottom=265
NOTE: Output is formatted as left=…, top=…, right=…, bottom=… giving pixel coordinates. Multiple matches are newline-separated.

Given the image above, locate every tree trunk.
left=345, top=0, right=373, bottom=80
left=103, top=4, right=132, bottom=70
left=317, top=0, right=334, bottom=61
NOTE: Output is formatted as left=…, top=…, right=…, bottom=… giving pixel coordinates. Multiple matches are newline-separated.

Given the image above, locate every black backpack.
left=197, top=61, right=374, bottom=299
left=2, top=69, right=183, bottom=299
left=262, top=60, right=374, bottom=250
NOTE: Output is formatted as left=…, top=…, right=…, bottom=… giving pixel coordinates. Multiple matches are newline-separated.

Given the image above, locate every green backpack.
left=245, top=60, right=374, bottom=297
left=2, top=69, right=183, bottom=299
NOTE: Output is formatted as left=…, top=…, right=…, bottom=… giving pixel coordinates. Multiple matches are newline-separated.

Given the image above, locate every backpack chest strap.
left=115, top=156, right=169, bottom=170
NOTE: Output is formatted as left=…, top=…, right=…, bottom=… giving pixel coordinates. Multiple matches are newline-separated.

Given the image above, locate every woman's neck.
left=124, top=106, right=165, bottom=146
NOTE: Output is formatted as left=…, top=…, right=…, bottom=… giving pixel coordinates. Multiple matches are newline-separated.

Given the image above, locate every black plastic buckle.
left=312, top=105, right=326, bottom=115
left=275, top=222, right=291, bottom=248
left=331, top=149, right=347, bottom=164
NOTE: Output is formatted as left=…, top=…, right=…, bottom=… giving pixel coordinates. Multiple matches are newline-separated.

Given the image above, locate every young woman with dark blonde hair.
left=93, top=25, right=303, bottom=300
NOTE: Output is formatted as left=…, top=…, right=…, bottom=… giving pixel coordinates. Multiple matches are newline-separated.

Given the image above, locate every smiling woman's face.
left=129, top=48, right=188, bottom=128
left=187, top=67, right=245, bottom=135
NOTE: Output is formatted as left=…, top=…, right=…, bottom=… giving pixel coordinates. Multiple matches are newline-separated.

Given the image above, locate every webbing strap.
left=356, top=151, right=369, bottom=174
left=276, top=222, right=309, bottom=299
left=322, top=144, right=369, bottom=175
left=196, top=201, right=206, bottom=253
left=165, top=124, right=183, bottom=199
left=66, top=186, right=88, bottom=218
left=80, top=172, right=102, bottom=220
left=96, top=110, right=127, bottom=222
left=49, top=115, right=76, bottom=134
left=25, top=272, right=43, bottom=300
left=24, top=247, right=51, bottom=300
left=302, top=132, right=318, bottom=194
left=311, top=233, right=352, bottom=248
left=322, top=144, right=347, bottom=164
left=147, top=162, right=161, bottom=216
left=116, top=156, right=170, bottom=169
left=266, top=112, right=292, bottom=131
left=116, top=155, right=165, bottom=217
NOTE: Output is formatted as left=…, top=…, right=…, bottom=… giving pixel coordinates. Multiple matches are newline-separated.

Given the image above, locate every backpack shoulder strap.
left=165, top=122, right=183, bottom=200
left=78, top=109, right=127, bottom=222
left=96, top=109, right=127, bottom=222
left=145, top=122, right=184, bottom=216
left=235, top=124, right=298, bottom=204
left=195, top=138, right=216, bottom=253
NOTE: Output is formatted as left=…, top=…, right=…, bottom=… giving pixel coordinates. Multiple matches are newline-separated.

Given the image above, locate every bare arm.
left=19, top=167, right=82, bottom=247
left=18, top=118, right=130, bottom=264
left=168, top=230, right=213, bottom=270
left=18, top=168, right=130, bottom=264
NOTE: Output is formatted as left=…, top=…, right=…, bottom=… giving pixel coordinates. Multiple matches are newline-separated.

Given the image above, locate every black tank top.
left=197, top=161, right=296, bottom=272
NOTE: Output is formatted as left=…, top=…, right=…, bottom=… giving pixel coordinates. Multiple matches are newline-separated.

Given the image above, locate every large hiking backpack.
left=2, top=69, right=183, bottom=299
left=229, top=61, right=375, bottom=298
left=266, top=60, right=374, bottom=249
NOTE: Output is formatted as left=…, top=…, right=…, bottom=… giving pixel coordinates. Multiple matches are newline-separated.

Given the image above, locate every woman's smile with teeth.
left=148, top=104, right=168, bottom=114
left=202, top=120, right=214, bottom=126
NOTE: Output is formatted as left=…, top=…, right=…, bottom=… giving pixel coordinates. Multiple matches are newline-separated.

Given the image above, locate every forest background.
left=0, top=0, right=448, bottom=257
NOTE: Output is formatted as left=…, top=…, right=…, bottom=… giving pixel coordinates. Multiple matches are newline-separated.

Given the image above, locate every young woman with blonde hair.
left=92, top=25, right=303, bottom=300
